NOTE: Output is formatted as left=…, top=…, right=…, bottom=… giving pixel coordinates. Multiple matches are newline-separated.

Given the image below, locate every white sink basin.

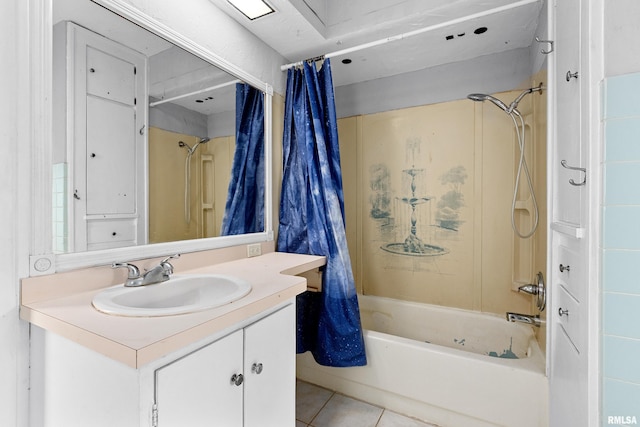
left=92, top=274, right=252, bottom=317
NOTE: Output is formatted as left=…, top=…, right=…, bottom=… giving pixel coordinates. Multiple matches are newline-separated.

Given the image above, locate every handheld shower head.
left=468, top=83, right=544, bottom=115
left=467, top=93, right=510, bottom=113
left=199, top=137, right=210, bottom=144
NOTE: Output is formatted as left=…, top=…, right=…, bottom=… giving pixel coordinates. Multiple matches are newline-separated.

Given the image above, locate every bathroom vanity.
left=21, top=1, right=313, bottom=425
left=21, top=248, right=324, bottom=427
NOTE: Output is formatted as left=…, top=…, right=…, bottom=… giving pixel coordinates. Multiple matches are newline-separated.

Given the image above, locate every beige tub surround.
left=21, top=249, right=325, bottom=368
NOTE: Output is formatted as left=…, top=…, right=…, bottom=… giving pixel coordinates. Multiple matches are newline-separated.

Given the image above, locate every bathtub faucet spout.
left=506, top=312, right=541, bottom=327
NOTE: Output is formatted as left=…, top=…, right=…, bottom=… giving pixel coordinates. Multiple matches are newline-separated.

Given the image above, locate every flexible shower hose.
left=509, top=111, right=539, bottom=239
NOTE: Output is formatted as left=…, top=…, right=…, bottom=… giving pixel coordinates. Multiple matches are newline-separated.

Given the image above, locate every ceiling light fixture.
left=227, top=0, right=274, bottom=20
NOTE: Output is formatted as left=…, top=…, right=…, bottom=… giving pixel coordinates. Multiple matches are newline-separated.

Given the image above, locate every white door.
left=244, top=304, right=296, bottom=427
left=548, top=0, right=590, bottom=425
left=155, top=329, right=244, bottom=426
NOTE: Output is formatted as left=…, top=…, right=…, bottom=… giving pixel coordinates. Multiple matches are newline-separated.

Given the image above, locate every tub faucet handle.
left=518, top=284, right=538, bottom=295
left=517, top=272, right=546, bottom=312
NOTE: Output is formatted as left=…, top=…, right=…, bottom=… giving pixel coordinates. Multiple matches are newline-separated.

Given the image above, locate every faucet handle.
left=159, top=254, right=180, bottom=275
left=112, top=262, right=141, bottom=279
left=518, top=284, right=538, bottom=295
left=160, top=254, right=180, bottom=264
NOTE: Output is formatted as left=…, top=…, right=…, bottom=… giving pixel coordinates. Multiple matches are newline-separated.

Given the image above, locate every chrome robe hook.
left=535, top=37, right=554, bottom=54
left=561, top=160, right=586, bottom=186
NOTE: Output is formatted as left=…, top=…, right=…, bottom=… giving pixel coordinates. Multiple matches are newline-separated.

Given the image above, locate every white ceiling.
left=54, top=0, right=543, bottom=115
left=54, top=0, right=238, bottom=116
left=208, top=0, right=543, bottom=87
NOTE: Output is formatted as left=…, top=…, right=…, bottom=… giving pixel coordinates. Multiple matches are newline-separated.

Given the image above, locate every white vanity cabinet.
left=154, top=303, right=295, bottom=427
left=30, top=302, right=296, bottom=427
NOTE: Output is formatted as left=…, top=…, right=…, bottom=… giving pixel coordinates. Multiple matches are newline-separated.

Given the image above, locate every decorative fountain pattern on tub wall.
left=359, top=101, right=477, bottom=307
left=371, top=138, right=467, bottom=259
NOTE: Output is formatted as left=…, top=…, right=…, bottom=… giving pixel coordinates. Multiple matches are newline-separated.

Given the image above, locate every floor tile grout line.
left=307, top=390, right=336, bottom=427
left=297, top=380, right=440, bottom=427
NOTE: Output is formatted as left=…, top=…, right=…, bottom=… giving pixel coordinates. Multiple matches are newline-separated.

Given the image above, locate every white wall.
left=335, top=47, right=533, bottom=118
left=604, top=0, right=640, bottom=78
left=601, top=1, right=640, bottom=422
left=1, top=1, right=32, bottom=426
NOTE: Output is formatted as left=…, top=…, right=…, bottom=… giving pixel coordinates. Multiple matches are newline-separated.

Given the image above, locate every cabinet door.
left=549, top=0, right=591, bottom=424
left=85, top=94, right=136, bottom=215
left=244, top=304, right=296, bottom=427
left=155, top=330, right=244, bottom=427
left=550, top=324, right=588, bottom=427
left=67, top=23, right=147, bottom=251
left=553, top=0, right=583, bottom=228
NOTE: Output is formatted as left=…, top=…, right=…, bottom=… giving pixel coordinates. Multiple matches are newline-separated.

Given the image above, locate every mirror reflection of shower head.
left=178, top=137, right=209, bottom=155
left=467, top=93, right=510, bottom=113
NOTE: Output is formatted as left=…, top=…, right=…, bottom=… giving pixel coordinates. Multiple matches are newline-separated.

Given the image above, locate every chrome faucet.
left=506, top=312, right=541, bottom=327
left=517, top=272, right=547, bottom=311
left=112, top=254, right=180, bottom=287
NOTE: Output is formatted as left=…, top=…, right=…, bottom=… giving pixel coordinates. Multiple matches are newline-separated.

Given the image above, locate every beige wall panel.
left=339, top=85, right=547, bottom=317
left=359, top=101, right=477, bottom=309
left=337, top=117, right=360, bottom=290
left=202, top=136, right=234, bottom=237
left=148, top=127, right=200, bottom=243
left=480, top=91, right=530, bottom=315
left=532, top=71, right=548, bottom=351
left=272, top=94, right=284, bottom=239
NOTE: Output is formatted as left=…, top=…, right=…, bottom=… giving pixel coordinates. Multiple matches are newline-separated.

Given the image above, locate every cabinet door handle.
left=559, top=264, right=570, bottom=273
left=230, top=373, right=243, bottom=386
left=558, top=308, right=569, bottom=317
left=566, top=70, right=579, bottom=81
left=251, top=363, right=263, bottom=375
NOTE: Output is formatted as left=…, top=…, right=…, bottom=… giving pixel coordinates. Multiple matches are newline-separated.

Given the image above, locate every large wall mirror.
left=40, top=0, right=273, bottom=272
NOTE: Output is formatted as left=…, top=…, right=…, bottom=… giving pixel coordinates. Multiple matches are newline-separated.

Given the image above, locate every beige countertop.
left=21, top=251, right=325, bottom=368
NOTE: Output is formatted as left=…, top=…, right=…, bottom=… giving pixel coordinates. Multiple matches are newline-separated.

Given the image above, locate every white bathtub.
left=297, top=295, right=548, bottom=427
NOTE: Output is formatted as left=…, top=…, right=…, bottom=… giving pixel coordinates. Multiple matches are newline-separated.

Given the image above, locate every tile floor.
left=296, top=380, right=439, bottom=427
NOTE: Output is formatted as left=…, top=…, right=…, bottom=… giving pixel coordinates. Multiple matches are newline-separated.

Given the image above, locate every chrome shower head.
left=178, top=138, right=209, bottom=155
left=467, top=93, right=510, bottom=113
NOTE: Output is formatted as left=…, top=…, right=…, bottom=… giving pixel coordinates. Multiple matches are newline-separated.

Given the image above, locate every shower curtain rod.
left=280, top=0, right=538, bottom=71
left=149, top=79, right=241, bottom=107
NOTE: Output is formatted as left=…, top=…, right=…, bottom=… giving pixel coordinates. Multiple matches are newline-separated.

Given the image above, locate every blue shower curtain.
left=277, top=59, right=367, bottom=367
left=221, top=83, right=265, bottom=235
